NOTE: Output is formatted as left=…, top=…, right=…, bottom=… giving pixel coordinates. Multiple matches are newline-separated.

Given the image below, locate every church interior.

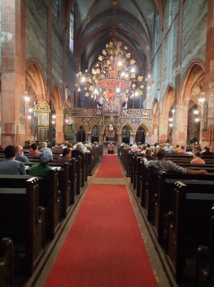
left=0, top=0, right=214, bottom=286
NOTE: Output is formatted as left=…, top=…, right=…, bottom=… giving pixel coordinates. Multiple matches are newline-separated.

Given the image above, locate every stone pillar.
left=87, top=134, right=91, bottom=143
left=159, top=113, right=168, bottom=144
left=99, top=134, right=104, bottom=144
left=173, top=104, right=188, bottom=147
left=55, top=112, right=64, bottom=143
left=130, top=134, right=134, bottom=145
left=202, top=0, right=214, bottom=151
left=1, top=0, right=26, bottom=148
left=117, top=133, right=121, bottom=145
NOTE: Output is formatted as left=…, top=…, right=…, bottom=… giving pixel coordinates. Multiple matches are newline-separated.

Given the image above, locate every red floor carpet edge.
left=45, top=184, right=157, bottom=287
left=95, top=154, right=124, bottom=178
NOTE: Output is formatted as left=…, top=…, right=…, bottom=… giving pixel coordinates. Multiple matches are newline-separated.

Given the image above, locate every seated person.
left=190, top=151, right=205, bottom=165
left=29, top=149, right=53, bottom=177
left=72, top=142, right=84, bottom=157
left=29, top=142, right=41, bottom=158
left=166, top=145, right=176, bottom=154
left=15, top=145, right=29, bottom=163
left=202, top=146, right=212, bottom=155
left=174, top=144, right=180, bottom=152
left=144, top=149, right=207, bottom=175
left=107, top=142, right=114, bottom=154
left=58, top=148, right=71, bottom=162
left=177, top=145, right=186, bottom=153
left=66, top=142, right=73, bottom=150
left=145, top=148, right=155, bottom=161
left=40, top=141, right=53, bottom=154
left=129, top=146, right=138, bottom=155
left=0, top=145, right=26, bottom=175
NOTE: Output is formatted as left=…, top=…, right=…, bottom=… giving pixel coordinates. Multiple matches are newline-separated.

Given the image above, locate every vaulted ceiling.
left=65, top=0, right=164, bottom=75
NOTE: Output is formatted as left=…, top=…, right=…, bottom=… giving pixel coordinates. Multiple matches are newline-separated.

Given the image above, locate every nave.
left=30, top=154, right=171, bottom=287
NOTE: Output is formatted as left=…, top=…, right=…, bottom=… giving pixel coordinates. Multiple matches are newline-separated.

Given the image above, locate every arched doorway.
left=136, top=126, right=145, bottom=144
left=121, top=125, right=131, bottom=144
left=105, top=124, right=116, bottom=142
left=187, top=100, right=200, bottom=144
left=76, top=125, right=86, bottom=142
left=180, top=62, right=205, bottom=146
left=167, top=104, right=175, bottom=145
left=91, top=125, right=99, bottom=143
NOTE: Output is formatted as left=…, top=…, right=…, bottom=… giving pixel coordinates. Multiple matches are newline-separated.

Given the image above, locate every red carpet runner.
left=45, top=157, right=157, bottom=287
left=95, top=154, right=123, bottom=178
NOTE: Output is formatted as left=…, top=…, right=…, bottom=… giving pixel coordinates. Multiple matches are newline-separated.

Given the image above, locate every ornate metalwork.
left=67, top=108, right=102, bottom=117
left=34, top=99, right=51, bottom=113
left=120, top=109, right=152, bottom=119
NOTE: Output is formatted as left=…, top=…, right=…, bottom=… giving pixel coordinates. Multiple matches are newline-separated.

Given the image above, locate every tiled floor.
left=28, top=162, right=176, bottom=287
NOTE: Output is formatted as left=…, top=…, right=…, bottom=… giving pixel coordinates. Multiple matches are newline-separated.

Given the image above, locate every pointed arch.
left=162, top=85, right=175, bottom=115
left=180, top=60, right=205, bottom=105
left=101, top=123, right=119, bottom=135
left=25, top=58, right=47, bottom=101
left=119, top=123, right=135, bottom=135
left=51, top=84, right=63, bottom=112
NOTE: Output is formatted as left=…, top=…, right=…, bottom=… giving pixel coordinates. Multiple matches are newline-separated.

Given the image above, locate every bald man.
left=15, top=145, right=29, bottom=163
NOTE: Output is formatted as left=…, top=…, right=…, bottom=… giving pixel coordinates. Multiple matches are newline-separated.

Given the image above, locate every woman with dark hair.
left=58, top=148, right=71, bottom=162
left=145, top=148, right=155, bottom=161
left=202, top=146, right=212, bottom=155
left=29, top=142, right=41, bottom=158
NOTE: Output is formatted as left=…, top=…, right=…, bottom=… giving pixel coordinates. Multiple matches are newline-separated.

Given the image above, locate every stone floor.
left=24, top=158, right=177, bottom=287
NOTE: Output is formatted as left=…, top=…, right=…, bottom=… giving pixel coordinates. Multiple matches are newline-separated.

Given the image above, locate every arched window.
left=52, top=0, right=62, bottom=24
left=68, top=8, right=74, bottom=53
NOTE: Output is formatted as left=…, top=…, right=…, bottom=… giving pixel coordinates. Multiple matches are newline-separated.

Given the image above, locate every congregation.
left=0, top=140, right=212, bottom=177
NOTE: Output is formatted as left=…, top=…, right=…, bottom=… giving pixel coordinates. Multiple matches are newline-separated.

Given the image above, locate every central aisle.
left=44, top=154, right=158, bottom=287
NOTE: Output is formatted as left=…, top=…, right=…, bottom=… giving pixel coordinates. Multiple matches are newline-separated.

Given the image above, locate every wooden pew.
left=76, top=156, right=83, bottom=195
left=69, top=158, right=78, bottom=203
left=48, top=159, right=78, bottom=205
left=195, top=206, right=214, bottom=287
left=167, top=181, right=214, bottom=284
left=144, top=165, right=214, bottom=224
left=118, top=147, right=132, bottom=176
left=154, top=172, right=214, bottom=245
left=52, top=163, right=70, bottom=218
left=0, top=177, right=45, bottom=275
left=0, top=169, right=61, bottom=240
left=0, top=238, right=13, bottom=287
left=37, top=168, right=61, bottom=239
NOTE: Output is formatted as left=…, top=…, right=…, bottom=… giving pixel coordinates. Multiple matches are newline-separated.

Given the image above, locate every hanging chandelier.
left=75, top=1, right=144, bottom=104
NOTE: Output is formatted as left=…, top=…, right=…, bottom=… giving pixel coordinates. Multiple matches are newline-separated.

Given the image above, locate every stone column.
left=130, top=135, right=134, bottom=145
left=203, top=0, right=214, bottom=151
left=158, top=112, right=169, bottom=144
left=1, top=0, right=26, bottom=148
left=173, top=104, right=188, bottom=147
left=55, top=112, right=64, bottom=143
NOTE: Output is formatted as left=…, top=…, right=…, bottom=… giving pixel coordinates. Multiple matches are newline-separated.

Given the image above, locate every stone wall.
left=51, top=23, right=63, bottom=88
left=163, top=17, right=178, bottom=93
left=26, top=0, right=76, bottom=99
left=150, top=0, right=208, bottom=108
left=26, top=0, right=48, bottom=80
left=180, top=0, right=208, bottom=82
